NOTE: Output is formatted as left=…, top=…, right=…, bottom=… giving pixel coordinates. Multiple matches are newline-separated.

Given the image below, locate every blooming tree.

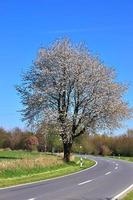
left=17, top=38, right=132, bottom=161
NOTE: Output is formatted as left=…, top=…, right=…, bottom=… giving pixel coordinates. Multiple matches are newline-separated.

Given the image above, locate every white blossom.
left=17, top=38, right=132, bottom=145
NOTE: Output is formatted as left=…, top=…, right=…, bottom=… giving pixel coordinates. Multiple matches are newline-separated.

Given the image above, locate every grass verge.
left=108, top=156, right=133, bottom=162
left=0, top=151, right=95, bottom=188
left=122, top=190, right=133, bottom=200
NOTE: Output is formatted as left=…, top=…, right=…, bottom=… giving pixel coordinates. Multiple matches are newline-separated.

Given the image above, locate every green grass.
left=109, top=156, right=133, bottom=162
left=122, top=190, right=133, bottom=200
left=0, top=150, right=95, bottom=187
left=0, top=150, right=46, bottom=160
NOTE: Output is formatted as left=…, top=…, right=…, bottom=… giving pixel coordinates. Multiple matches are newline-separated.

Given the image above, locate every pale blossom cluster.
left=17, top=38, right=132, bottom=143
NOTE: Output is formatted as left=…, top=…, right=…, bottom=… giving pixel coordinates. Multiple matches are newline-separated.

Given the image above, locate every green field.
left=0, top=150, right=95, bottom=187
left=0, top=150, right=46, bottom=160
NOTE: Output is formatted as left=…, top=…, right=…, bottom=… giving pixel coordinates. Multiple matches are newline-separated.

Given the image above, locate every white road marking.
left=112, top=184, right=133, bottom=200
left=116, top=163, right=119, bottom=166
left=78, top=179, right=93, bottom=186
left=115, top=166, right=118, bottom=170
left=28, top=198, right=35, bottom=200
left=105, top=171, right=111, bottom=175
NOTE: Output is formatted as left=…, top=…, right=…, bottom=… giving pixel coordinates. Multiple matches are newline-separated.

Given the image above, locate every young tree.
left=16, top=38, right=132, bottom=162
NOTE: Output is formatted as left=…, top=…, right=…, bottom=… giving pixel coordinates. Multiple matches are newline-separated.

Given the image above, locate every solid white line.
left=0, top=157, right=98, bottom=190
left=105, top=171, right=111, bottom=175
left=112, top=184, right=133, bottom=200
left=78, top=179, right=93, bottom=186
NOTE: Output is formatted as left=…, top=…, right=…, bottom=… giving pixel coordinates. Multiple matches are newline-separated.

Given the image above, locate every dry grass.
left=0, top=155, right=63, bottom=172
left=0, top=150, right=96, bottom=187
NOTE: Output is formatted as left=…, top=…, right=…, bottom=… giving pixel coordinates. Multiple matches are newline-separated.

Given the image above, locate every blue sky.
left=0, top=0, right=133, bottom=133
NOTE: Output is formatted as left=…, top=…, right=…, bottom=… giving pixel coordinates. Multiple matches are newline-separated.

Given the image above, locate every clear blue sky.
left=0, top=0, right=133, bottom=133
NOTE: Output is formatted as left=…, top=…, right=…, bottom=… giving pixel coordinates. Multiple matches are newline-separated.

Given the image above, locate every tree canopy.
left=17, top=38, right=132, bottom=161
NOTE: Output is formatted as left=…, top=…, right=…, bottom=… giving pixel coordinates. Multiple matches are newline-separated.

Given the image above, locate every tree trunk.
left=63, top=143, right=72, bottom=162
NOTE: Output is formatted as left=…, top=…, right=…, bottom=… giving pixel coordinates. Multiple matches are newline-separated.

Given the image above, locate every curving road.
left=0, top=156, right=133, bottom=200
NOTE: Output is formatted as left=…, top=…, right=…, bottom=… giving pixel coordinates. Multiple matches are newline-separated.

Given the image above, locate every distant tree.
left=36, top=123, right=63, bottom=152
left=0, top=128, right=10, bottom=148
left=8, top=128, right=33, bottom=150
left=25, top=135, right=39, bottom=151
left=16, top=38, right=132, bottom=162
left=100, top=145, right=112, bottom=156
left=127, top=129, right=133, bottom=137
left=9, top=127, right=23, bottom=150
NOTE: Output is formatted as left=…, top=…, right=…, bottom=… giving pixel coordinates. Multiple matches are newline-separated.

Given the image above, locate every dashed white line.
left=115, top=166, right=118, bottom=170
left=28, top=198, right=35, bottom=200
left=105, top=171, right=111, bottom=175
left=78, top=179, right=93, bottom=186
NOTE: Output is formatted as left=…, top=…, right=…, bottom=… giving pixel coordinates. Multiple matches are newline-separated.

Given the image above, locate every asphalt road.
left=0, top=155, right=133, bottom=200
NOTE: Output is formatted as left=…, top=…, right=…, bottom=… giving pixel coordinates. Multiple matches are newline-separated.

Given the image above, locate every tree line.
left=0, top=127, right=133, bottom=157
left=72, top=130, right=133, bottom=156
